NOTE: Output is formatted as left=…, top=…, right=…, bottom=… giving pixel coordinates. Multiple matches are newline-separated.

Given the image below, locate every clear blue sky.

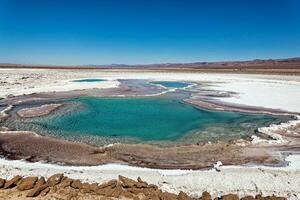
left=0, top=0, right=299, bottom=65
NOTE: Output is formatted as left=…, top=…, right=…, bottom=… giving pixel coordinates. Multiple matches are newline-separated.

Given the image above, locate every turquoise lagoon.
left=151, top=81, right=192, bottom=88
left=7, top=96, right=281, bottom=144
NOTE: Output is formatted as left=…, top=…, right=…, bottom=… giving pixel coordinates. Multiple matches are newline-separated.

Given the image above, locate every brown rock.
left=143, top=193, right=160, bottom=200
left=35, top=177, right=46, bottom=187
left=17, top=176, right=38, bottom=191
left=148, top=183, right=159, bottom=189
left=136, top=177, right=149, bottom=188
left=159, top=191, right=178, bottom=200
left=241, top=196, right=255, bottom=200
left=141, top=187, right=160, bottom=196
left=26, top=183, right=49, bottom=197
left=119, top=175, right=150, bottom=189
left=261, top=195, right=287, bottom=200
left=4, top=175, right=22, bottom=189
left=127, top=187, right=143, bottom=195
left=40, top=187, right=50, bottom=196
left=119, top=175, right=138, bottom=188
left=71, top=179, right=83, bottom=189
left=81, top=182, right=98, bottom=193
left=201, top=191, right=212, bottom=200
left=0, top=178, right=6, bottom=188
left=60, top=177, right=73, bottom=188
left=110, top=185, right=123, bottom=197
left=47, top=173, right=64, bottom=186
left=96, top=187, right=114, bottom=196
left=98, top=179, right=117, bottom=189
left=178, top=191, right=192, bottom=200
left=255, top=195, right=264, bottom=200
left=121, top=189, right=135, bottom=198
left=221, top=194, right=239, bottom=200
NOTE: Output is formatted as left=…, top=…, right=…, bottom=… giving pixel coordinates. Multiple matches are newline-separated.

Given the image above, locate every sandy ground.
left=0, top=68, right=300, bottom=199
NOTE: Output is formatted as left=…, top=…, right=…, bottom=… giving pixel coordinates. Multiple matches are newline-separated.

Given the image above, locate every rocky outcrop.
left=221, top=194, right=240, bottom=200
left=16, top=176, right=38, bottom=191
left=3, top=175, right=22, bottom=189
left=26, top=183, right=49, bottom=197
left=46, top=173, right=63, bottom=186
left=0, top=178, right=5, bottom=188
left=0, top=174, right=289, bottom=200
left=200, top=191, right=212, bottom=200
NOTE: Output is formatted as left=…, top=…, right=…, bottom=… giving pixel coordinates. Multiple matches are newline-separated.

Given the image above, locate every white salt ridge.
left=252, top=115, right=300, bottom=144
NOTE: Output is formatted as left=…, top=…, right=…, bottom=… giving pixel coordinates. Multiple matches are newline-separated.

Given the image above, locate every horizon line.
left=1, top=56, right=300, bottom=67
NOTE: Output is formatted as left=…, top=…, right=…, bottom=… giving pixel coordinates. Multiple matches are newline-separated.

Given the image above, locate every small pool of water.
left=72, top=79, right=106, bottom=82
left=5, top=96, right=281, bottom=145
left=151, top=81, right=192, bottom=88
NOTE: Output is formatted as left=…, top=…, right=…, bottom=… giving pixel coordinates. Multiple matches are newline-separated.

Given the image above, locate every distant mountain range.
left=1, top=57, right=300, bottom=70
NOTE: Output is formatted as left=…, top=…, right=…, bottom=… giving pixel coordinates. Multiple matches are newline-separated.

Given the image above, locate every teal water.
left=151, top=81, right=192, bottom=88
left=72, top=79, right=106, bottom=82
left=8, top=96, right=279, bottom=143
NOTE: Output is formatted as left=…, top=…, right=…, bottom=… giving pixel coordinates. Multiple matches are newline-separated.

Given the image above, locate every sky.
left=0, top=0, right=300, bottom=65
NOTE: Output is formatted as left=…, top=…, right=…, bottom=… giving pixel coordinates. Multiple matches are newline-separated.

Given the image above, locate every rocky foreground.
left=0, top=174, right=287, bottom=200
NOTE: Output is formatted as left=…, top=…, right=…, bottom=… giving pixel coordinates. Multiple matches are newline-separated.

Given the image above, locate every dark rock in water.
left=17, top=176, right=38, bottom=191
left=200, top=191, right=212, bottom=200
left=26, top=183, right=49, bottom=197
left=4, top=175, right=22, bottom=189
left=47, top=173, right=63, bottom=186
left=221, top=194, right=239, bottom=200
left=0, top=178, right=6, bottom=188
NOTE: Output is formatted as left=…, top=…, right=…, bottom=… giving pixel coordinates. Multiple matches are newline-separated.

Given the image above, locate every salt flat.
left=0, top=68, right=300, bottom=199
left=1, top=69, right=299, bottom=112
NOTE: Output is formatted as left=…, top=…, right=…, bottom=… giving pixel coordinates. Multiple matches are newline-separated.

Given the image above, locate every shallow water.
left=72, top=79, right=106, bottom=82
left=4, top=95, right=282, bottom=145
left=151, top=81, right=192, bottom=88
